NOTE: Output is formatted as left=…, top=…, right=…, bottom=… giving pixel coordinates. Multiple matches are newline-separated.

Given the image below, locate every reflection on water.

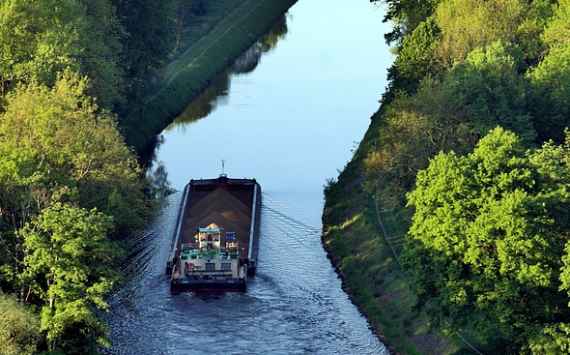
left=167, top=15, right=289, bottom=128
left=138, top=15, right=290, bottom=171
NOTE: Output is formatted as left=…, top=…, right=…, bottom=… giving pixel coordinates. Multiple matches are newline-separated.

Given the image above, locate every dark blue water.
left=104, top=0, right=392, bottom=353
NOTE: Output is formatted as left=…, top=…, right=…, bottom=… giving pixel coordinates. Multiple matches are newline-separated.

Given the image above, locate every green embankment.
left=322, top=114, right=465, bottom=355
left=121, top=0, right=298, bottom=151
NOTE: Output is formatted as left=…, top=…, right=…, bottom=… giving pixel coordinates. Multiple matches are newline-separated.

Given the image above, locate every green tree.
left=526, top=323, right=570, bottom=355
left=76, top=0, right=125, bottom=109
left=0, top=71, right=148, bottom=235
left=526, top=0, right=570, bottom=143
left=374, top=0, right=441, bottom=45
left=434, top=41, right=535, bottom=143
left=434, top=0, right=525, bottom=68
left=515, top=0, right=553, bottom=63
left=111, top=0, right=178, bottom=103
left=0, top=0, right=34, bottom=95
left=385, top=17, right=442, bottom=99
left=0, top=292, right=41, bottom=355
left=405, top=127, right=570, bottom=352
left=0, top=71, right=149, bottom=307
left=540, top=0, right=570, bottom=50
left=21, top=203, right=119, bottom=353
left=0, top=0, right=125, bottom=108
left=363, top=93, right=438, bottom=209
left=365, top=41, right=535, bottom=210
left=0, top=0, right=85, bottom=94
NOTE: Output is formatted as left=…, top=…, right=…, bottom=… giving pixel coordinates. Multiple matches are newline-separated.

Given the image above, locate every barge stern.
left=166, top=175, right=261, bottom=292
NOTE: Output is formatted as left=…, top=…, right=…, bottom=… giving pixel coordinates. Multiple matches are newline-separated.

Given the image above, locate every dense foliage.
left=0, top=0, right=180, bottom=110
left=363, top=0, right=570, bottom=353
left=0, top=292, right=40, bottom=355
left=406, top=128, right=570, bottom=353
left=0, top=0, right=188, bottom=353
left=0, top=72, right=150, bottom=354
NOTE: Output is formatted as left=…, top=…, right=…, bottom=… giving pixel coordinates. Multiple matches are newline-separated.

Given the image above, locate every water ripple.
left=102, top=191, right=388, bottom=355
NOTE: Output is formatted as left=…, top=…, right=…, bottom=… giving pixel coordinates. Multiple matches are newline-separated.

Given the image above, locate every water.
left=104, top=0, right=393, bottom=354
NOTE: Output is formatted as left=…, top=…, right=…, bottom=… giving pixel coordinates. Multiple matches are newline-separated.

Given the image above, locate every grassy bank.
left=121, top=0, right=298, bottom=151
left=322, top=114, right=465, bottom=355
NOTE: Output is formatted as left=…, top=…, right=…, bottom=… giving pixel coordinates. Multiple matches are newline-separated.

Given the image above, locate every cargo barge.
left=166, top=174, right=261, bottom=292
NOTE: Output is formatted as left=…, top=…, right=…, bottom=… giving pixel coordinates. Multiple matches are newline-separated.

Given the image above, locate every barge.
left=166, top=174, right=261, bottom=292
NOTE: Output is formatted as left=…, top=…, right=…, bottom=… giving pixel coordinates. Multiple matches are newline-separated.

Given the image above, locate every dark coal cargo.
left=166, top=174, right=261, bottom=292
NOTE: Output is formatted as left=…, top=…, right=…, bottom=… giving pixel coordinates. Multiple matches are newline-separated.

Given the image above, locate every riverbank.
left=121, top=0, right=298, bottom=151
left=322, top=113, right=463, bottom=355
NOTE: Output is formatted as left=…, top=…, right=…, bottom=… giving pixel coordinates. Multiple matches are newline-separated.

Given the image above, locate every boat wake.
left=102, top=191, right=388, bottom=355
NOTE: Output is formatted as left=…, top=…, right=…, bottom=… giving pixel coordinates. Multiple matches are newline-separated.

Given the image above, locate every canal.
left=104, top=0, right=393, bottom=354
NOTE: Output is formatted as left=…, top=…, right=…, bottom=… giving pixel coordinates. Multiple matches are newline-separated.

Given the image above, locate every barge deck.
left=166, top=175, right=261, bottom=292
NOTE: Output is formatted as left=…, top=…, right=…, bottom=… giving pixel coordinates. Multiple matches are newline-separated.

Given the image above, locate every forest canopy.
left=0, top=0, right=180, bottom=110
left=0, top=71, right=151, bottom=354
left=364, top=0, right=570, bottom=353
left=0, top=0, right=190, bottom=353
left=406, top=128, right=570, bottom=353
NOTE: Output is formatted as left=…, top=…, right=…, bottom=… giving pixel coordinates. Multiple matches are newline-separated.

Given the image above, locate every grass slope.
left=322, top=114, right=466, bottom=355
left=122, top=0, right=298, bottom=151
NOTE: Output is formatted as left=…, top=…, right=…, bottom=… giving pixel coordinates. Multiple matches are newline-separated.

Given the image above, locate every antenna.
left=221, top=159, right=225, bottom=175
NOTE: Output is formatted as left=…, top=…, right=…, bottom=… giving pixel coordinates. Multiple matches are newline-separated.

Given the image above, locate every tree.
left=374, top=0, right=441, bottom=46
left=0, top=0, right=35, bottom=95
left=386, top=17, right=442, bottom=98
left=0, top=292, right=40, bottom=355
left=365, top=41, right=535, bottom=210
left=434, top=0, right=526, bottom=68
left=76, top=0, right=126, bottom=109
left=0, top=0, right=126, bottom=109
left=515, top=0, right=553, bottom=62
left=378, top=0, right=442, bottom=102
left=540, top=0, right=570, bottom=51
left=111, top=0, right=178, bottom=103
left=0, top=71, right=148, bottom=236
left=0, top=71, right=149, bottom=313
left=405, top=127, right=570, bottom=352
left=0, top=0, right=85, bottom=95
left=434, top=41, right=535, bottom=143
left=20, top=203, right=119, bottom=353
left=526, top=0, right=570, bottom=143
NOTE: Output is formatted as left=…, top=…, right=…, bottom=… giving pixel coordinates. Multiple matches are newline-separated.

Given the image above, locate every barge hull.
left=171, top=279, right=246, bottom=292
left=167, top=175, right=260, bottom=292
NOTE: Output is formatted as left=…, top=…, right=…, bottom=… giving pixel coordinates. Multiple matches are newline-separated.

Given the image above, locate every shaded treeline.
left=120, top=0, right=298, bottom=150
left=325, top=0, right=570, bottom=354
left=0, top=1, right=210, bottom=354
left=0, top=0, right=206, bottom=111
left=139, top=11, right=291, bottom=172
